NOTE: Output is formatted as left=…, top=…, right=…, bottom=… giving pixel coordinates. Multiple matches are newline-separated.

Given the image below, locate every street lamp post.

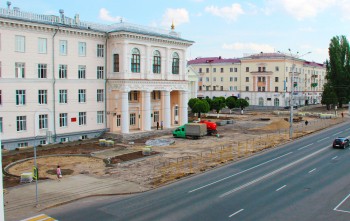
left=288, top=49, right=311, bottom=139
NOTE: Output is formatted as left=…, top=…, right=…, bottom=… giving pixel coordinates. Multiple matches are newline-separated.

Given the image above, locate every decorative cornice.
left=107, top=80, right=188, bottom=91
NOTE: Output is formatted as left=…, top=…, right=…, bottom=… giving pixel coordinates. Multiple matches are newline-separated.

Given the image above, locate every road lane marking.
left=317, top=137, right=329, bottom=142
left=334, top=192, right=350, bottom=213
left=21, top=214, right=58, bottom=221
left=334, top=131, right=342, bottom=135
left=298, top=143, right=313, bottom=150
left=229, top=209, right=244, bottom=218
left=308, top=168, right=316, bottom=174
left=219, top=146, right=328, bottom=198
left=188, top=152, right=293, bottom=193
left=276, top=185, right=287, bottom=192
left=332, top=156, right=338, bottom=160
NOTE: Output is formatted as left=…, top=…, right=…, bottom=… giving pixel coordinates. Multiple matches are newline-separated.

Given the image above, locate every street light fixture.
left=288, top=49, right=311, bottom=139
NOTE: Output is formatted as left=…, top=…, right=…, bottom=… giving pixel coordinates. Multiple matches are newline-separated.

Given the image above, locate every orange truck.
left=199, top=120, right=218, bottom=135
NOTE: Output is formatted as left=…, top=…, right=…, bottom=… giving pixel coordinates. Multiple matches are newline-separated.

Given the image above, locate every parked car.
left=332, top=137, right=350, bottom=149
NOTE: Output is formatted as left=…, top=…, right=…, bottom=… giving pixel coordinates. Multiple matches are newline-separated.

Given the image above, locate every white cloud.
left=272, top=0, right=335, bottom=20
left=222, top=42, right=275, bottom=53
left=205, top=4, right=244, bottom=22
left=99, top=8, right=122, bottom=22
left=161, top=8, right=190, bottom=27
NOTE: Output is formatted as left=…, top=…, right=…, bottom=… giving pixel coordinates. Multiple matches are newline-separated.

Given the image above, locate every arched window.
left=172, top=52, right=179, bottom=74
left=259, top=97, right=264, bottom=106
left=131, top=48, right=140, bottom=73
left=153, top=50, right=161, bottom=74
left=274, top=98, right=280, bottom=107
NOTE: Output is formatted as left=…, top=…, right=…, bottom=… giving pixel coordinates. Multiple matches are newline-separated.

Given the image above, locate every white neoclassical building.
left=0, top=4, right=193, bottom=149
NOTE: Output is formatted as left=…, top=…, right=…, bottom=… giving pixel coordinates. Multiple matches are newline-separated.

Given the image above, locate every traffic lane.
left=217, top=146, right=350, bottom=221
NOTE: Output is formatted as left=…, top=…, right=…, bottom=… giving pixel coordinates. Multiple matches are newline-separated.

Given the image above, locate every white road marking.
left=317, top=137, right=329, bottom=142
left=188, top=152, right=293, bottom=193
left=220, top=146, right=328, bottom=198
left=332, top=156, right=338, bottom=160
left=334, top=131, right=342, bottom=135
left=308, top=168, right=316, bottom=174
left=334, top=192, right=350, bottom=213
left=229, top=209, right=244, bottom=218
left=298, top=143, right=313, bottom=150
left=276, top=185, right=287, bottom=192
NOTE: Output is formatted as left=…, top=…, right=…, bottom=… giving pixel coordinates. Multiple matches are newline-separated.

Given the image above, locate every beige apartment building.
left=188, top=53, right=326, bottom=107
left=0, top=4, right=193, bottom=150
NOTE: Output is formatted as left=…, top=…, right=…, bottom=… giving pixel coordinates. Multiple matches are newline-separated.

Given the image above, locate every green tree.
left=225, top=96, right=237, bottom=113
left=205, top=97, right=213, bottom=110
left=188, top=98, right=200, bottom=110
left=211, top=97, right=226, bottom=117
left=321, top=83, right=338, bottom=110
left=326, top=35, right=350, bottom=108
left=236, top=98, right=249, bottom=114
left=192, top=99, right=210, bottom=120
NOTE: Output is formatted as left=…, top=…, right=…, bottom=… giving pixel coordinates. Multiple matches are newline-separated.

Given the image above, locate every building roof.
left=188, top=57, right=241, bottom=65
left=0, top=7, right=194, bottom=43
left=303, top=61, right=325, bottom=68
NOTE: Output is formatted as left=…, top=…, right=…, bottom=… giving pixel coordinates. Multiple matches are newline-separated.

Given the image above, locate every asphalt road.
left=46, top=122, right=350, bottom=221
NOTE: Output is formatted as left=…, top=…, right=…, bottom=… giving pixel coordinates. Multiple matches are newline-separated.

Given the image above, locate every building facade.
left=0, top=5, right=193, bottom=150
left=188, top=53, right=326, bottom=107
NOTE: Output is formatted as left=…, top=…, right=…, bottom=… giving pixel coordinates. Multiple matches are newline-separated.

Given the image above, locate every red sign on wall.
left=71, top=117, right=77, bottom=122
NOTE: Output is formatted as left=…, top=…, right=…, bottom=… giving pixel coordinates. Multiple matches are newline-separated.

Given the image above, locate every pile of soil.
left=259, top=119, right=291, bottom=131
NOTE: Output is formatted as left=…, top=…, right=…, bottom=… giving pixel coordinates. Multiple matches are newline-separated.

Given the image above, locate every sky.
left=2, top=0, right=350, bottom=63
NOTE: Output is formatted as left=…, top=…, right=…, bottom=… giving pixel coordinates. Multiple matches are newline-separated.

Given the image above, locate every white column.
left=165, top=47, right=171, bottom=80
left=121, top=91, right=129, bottom=133
left=146, top=45, right=152, bottom=79
left=181, top=91, right=189, bottom=124
left=143, top=90, right=151, bottom=131
left=123, top=42, right=128, bottom=77
left=163, top=90, right=171, bottom=128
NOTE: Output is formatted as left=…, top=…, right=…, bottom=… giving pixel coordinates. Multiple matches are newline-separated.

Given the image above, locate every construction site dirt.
left=2, top=105, right=347, bottom=189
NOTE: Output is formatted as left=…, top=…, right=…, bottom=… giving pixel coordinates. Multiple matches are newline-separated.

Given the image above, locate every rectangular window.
left=38, top=64, right=47, bottom=78
left=206, top=68, right=209, bottom=73
left=199, top=68, right=202, bottom=73
left=132, top=54, right=141, bottom=73
left=0, top=117, right=3, bottom=133
left=234, top=68, right=238, bottom=72
left=97, top=44, right=104, bottom=57
left=113, top=54, right=119, bottom=72
left=133, top=91, right=138, bottom=101
left=234, top=77, right=238, bottom=82
left=213, top=68, right=216, bottom=73
left=78, top=65, right=86, bottom=79
left=59, top=90, right=67, bottom=104
left=59, top=113, right=68, bottom=127
left=15, top=62, right=25, bottom=78
left=229, top=86, right=233, bottom=91
left=60, top=137, right=69, bottom=143
left=220, top=86, right=223, bottom=91
left=16, top=116, right=27, bottom=131
left=246, top=77, right=249, bottom=82
left=206, top=77, right=209, bottom=82
left=213, top=86, right=216, bottom=91
left=275, top=87, right=279, bottom=92
left=97, top=111, right=104, bottom=124
left=15, top=35, right=25, bottom=52
left=97, top=66, right=104, bottom=79
left=275, top=77, right=279, bottom=82
left=199, top=77, right=203, bottom=82
left=246, top=67, right=249, bottom=72
left=39, top=140, right=47, bottom=145
left=234, top=86, right=238, bottom=91
left=230, top=68, right=233, bottom=72
left=78, top=89, right=86, bottom=103
left=154, top=111, right=159, bottom=123
left=79, top=112, right=86, bottom=125
left=221, top=77, right=224, bottom=82
left=38, top=38, right=47, bottom=54
left=38, top=90, right=47, bottom=104
left=59, top=64, right=67, bottom=78
left=97, top=89, right=104, bottom=102
left=220, top=68, right=224, bottom=73
left=199, top=86, right=202, bottom=91
left=59, top=40, right=67, bottom=55
left=130, top=113, right=136, bottom=125
left=275, top=66, right=279, bottom=71
left=39, top=114, right=48, bottom=129
left=18, top=142, right=28, bottom=148
left=78, top=42, right=86, bottom=56
left=153, top=55, right=161, bottom=74
left=245, top=86, right=249, bottom=91
left=230, top=77, right=233, bottom=82
left=116, top=114, right=121, bottom=127
left=0, top=90, right=2, bottom=105
left=213, top=77, right=216, bottom=82
left=16, top=90, right=26, bottom=105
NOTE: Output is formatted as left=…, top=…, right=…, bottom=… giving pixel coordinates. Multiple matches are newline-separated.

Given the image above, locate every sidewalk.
left=4, top=174, right=149, bottom=221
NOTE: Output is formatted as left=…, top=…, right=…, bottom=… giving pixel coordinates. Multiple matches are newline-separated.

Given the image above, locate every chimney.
left=6, top=1, right=11, bottom=10
left=59, top=9, right=65, bottom=24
